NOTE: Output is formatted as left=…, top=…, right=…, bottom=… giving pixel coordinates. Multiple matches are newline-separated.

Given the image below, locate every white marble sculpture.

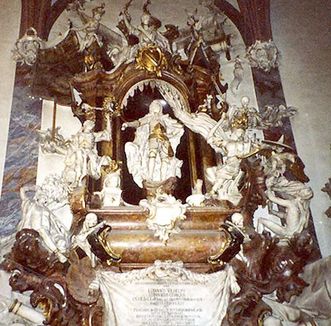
left=38, top=127, right=70, bottom=154
left=161, top=88, right=261, bottom=205
left=12, top=27, right=44, bottom=66
left=63, top=119, right=112, bottom=188
left=186, top=179, right=206, bottom=206
left=71, top=213, right=106, bottom=268
left=41, top=118, right=112, bottom=189
left=257, top=177, right=313, bottom=242
left=119, top=3, right=171, bottom=52
left=227, top=96, right=260, bottom=130
left=140, top=192, right=187, bottom=243
left=18, top=175, right=73, bottom=263
left=95, top=164, right=122, bottom=207
left=230, top=56, right=244, bottom=93
left=226, top=96, right=296, bottom=131
left=122, top=99, right=184, bottom=188
left=246, top=40, right=280, bottom=72
left=260, top=104, right=297, bottom=128
left=70, top=3, right=106, bottom=51
left=206, top=124, right=258, bottom=205
left=206, top=156, right=244, bottom=205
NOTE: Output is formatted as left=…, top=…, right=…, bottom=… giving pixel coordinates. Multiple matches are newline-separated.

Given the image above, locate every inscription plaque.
left=93, top=261, right=240, bottom=326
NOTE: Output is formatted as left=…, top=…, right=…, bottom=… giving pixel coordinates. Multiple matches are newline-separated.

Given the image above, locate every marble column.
left=0, top=72, right=42, bottom=236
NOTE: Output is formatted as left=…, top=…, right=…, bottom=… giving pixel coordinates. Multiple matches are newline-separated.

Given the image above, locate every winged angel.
left=160, top=87, right=260, bottom=205
left=66, top=0, right=232, bottom=68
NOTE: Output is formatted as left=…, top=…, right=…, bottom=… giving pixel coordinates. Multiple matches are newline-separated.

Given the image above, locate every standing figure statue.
left=230, top=56, right=244, bottom=93
left=45, top=117, right=112, bottom=189
left=122, top=99, right=184, bottom=188
left=119, top=0, right=171, bottom=51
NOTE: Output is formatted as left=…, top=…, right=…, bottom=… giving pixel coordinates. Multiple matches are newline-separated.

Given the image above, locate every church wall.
left=271, top=0, right=331, bottom=257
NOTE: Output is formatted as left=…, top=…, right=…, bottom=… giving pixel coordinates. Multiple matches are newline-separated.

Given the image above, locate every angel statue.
left=40, top=114, right=112, bottom=189
left=67, top=1, right=124, bottom=54
left=122, top=99, right=184, bottom=188
left=118, top=0, right=171, bottom=52
left=160, top=87, right=261, bottom=205
left=69, top=3, right=106, bottom=51
left=257, top=178, right=313, bottom=241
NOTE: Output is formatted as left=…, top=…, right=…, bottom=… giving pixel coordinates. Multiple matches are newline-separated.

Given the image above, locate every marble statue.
left=71, top=213, right=106, bottom=268
left=161, top=88, right=262, bottom=205
left=186, top=179, right=206, bottom=206
left=206, top=156, right=244, bottom=205
left=227, top=97, right=297, bottom=131
left=18, top=176, right=73, bottom=263
left=62, top=119, right=112, bottom=188
left=70, top=3, right=106, bottom=51
left=42, top=118, right=112, bottom=189
left=227, top=96, right=257, bottom=130
left=206, top=125, right=259, bottom=205
left=12, top=27, right=44, bottom=66
left=122, top=99, right=184, bottom=188
left=256, top=147, right=313, bottom=241
left=260, top=104, right=297, bottom=128
left=119, top=0, right=171, bottom=52
left=140, top=192, right=187, bottom=243
left=95, top=163, right=122, bottom=207
left=38, top=127, right=70, bottom=154
left=257, top=176, right=313, bottom=241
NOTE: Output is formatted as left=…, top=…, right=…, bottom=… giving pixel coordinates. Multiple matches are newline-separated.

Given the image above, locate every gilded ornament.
left=135, top=45, right=168, bottom=77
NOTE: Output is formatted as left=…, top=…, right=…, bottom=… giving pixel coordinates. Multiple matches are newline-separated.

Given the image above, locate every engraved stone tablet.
left=93, top=261, right=240, bottom=326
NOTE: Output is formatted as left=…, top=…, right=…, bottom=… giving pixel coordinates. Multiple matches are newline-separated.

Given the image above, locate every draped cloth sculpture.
left=89, top=261, right=240, bottom=326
